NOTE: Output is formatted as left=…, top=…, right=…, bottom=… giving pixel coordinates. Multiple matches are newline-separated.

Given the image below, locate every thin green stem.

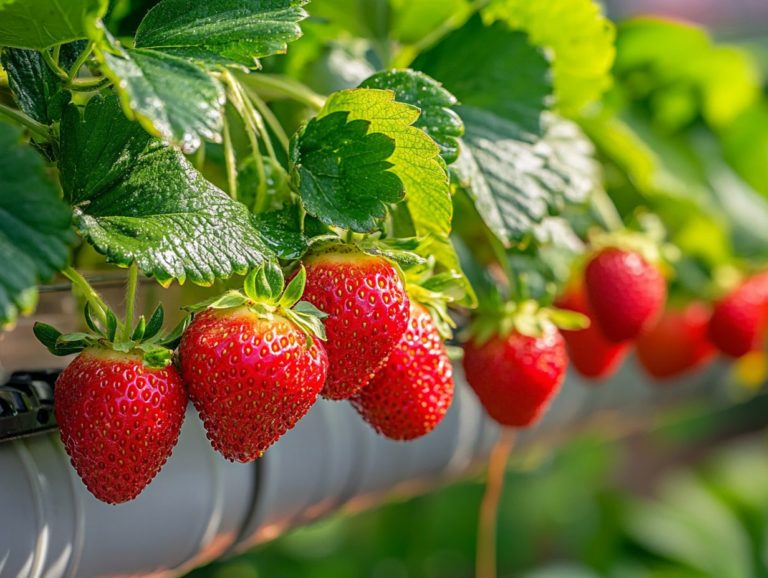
left=591, top=188, right=624, bottom=232
left=194, top=142, right=206, bottom=172
left=242, top=74, right=325, bottom=111
left=224, top=72, right=268, bottom=210
left=122, top=263, right=139, bottom=341
left=42, top=49, right=69, bottom=80
left=62, top=267, right=109, bottom=325
left=67, top=42, right=95, bottom=81
left=69, top=77, right=111, bottom=92
left=0, top=103, right=50, bottom=141
left=222, top=114, right=238, bottom=201
left=248, top=91, right=290, bottom=153
left=242, top=92, right=280, bottom=168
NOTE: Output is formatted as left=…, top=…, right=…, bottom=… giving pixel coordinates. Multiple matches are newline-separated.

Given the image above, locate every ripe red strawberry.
left=302, top=245, right=410, bottom=400
left=54, top=349, right=187, bottom=504
left=351, top=304, right=454, bottom=440
left=636, top=301, right=715, bottom=379
left=556, top=287, right=629, bottom=380
left=585, top=248, right=666, bottom=342
left=180, top=306, right=328, bottom=461
left=179, top=264, right=328, bottom=462
left=463, top=324, right=568, bottom=427
left=708, top=272, right=768, bottom=358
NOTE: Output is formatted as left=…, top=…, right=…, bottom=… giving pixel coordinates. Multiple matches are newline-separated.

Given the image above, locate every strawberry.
left=351, top=303, right=453, bottom=440
left=708, top=272, right=768, bottom=358
left=302, top=244, right=410, bottom=400
left=53, top=349, right=186, bottom=504
left=556, top=287, right=629, bottom=380
left=636, top=301, right=715, bottom=379
left=179, top=265, right=328, bottom=462
left=35, top=280, right=190, bottom=504
left=463, top=319, right=568, bottom=428
left=584, top=248, right=666, bottom=342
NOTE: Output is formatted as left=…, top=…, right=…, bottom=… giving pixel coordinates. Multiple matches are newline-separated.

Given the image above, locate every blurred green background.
left=185, top=391, right=768, bottom=578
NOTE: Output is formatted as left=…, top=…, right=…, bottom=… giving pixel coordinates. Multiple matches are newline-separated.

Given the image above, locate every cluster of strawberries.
left=44, top=245, right=453, bottom=504
left=463, top=244, right=768, bottom=436
left=38, top=241, right=768, bottom=505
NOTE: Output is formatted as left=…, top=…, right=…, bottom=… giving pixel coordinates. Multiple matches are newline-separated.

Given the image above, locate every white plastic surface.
left=0, top=351, right=731, bottom=578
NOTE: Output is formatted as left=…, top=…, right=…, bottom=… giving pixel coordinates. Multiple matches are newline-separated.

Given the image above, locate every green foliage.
left=614, top=18, right=759, bottom=130
left=1, top=43, right=85, bottom=124
left=0, top=0, right=107, bottom=49
left=454, top=109, right=598, bottom=245
left=291, top=105, right=402, bottom=232
left=99, top=44, right=225, bottom=153
left=360, top=69, right=464, bottom=165
left=0, top=121, right=73, bottom=325
left=414, top=14, right=552, bottom=134
left=485, top=0, right=616, bottom=116
left=59, top=95, right=272, bottom=285
left=134, top=0, right=308, bottom=68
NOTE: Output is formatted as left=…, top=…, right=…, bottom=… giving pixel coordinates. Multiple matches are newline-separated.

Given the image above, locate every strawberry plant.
left=1, top=0, right=767, bottom=556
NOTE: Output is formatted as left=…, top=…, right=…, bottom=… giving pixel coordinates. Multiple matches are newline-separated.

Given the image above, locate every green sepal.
left=138, top=343, right=174, bottom=369
left=131, top=316, right=147, bottom=341
left=357, top=237, right=427, bottom=271
left=445, top=344, right=465, bottom=362
left=144, top=304, right=165, bottom=340
left=185, top=291, right=249, bottom=313
left=33, top=322, right=92, bottom=356
left=279, top=266, right=306, bottom=309
left=156, top=315, right=191, bottom=350
left=84, top=303, right=105, bottom=337
left=111, top=340, right=134, bottom=353
left=283, top=300, right=328, bottom=347
left=105, top=310, right=118, bottom=341
left=546, top=308, right=590, bottom=331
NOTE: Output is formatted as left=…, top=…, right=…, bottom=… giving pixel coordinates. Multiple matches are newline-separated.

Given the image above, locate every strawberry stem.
left=476, top=428, right=516, bottom=578
left=62, top=267, right=109, bottom=326
left=122, top=262, right=139, bottom=342
left=222, top=114, right=238, bottom=201
left=0, top=103, right=50, bottom=142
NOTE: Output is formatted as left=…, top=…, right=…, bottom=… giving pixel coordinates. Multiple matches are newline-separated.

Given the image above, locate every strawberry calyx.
left=467, top=299, right=589, bottom=346
left=33, top=302, right=189, bottom=369
left=185, top=263, right=327, bottom=346
left=405, top=264, right=464, bottom=339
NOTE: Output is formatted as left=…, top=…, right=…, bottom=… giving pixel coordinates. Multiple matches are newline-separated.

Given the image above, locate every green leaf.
left=323, top=88, right=453, bottom=247
left=134, top=0, right=308, bottom=68
left=485, top=0, right=616, bottom=115
left=291, top=107, right=402, bottom=232
left=1, top=42, right=86, bottom=125
left=59, top=95, right=273, bottom=285
left=626, top=473, right=752, bottom=577
left=360, top=69, right=464, bottom=164
left=98, top=44, right=225, bottom=153
left=0, top=121, right=73, bottom=325
left=453, top=108, right=598, bottom=244
left=305, top=88, right=471, bottom=304
left=0, top=0, right=107, bottom=50
left=251, top=203, right=309, bottom=260
left=414, top=13, right=552, bottom=134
